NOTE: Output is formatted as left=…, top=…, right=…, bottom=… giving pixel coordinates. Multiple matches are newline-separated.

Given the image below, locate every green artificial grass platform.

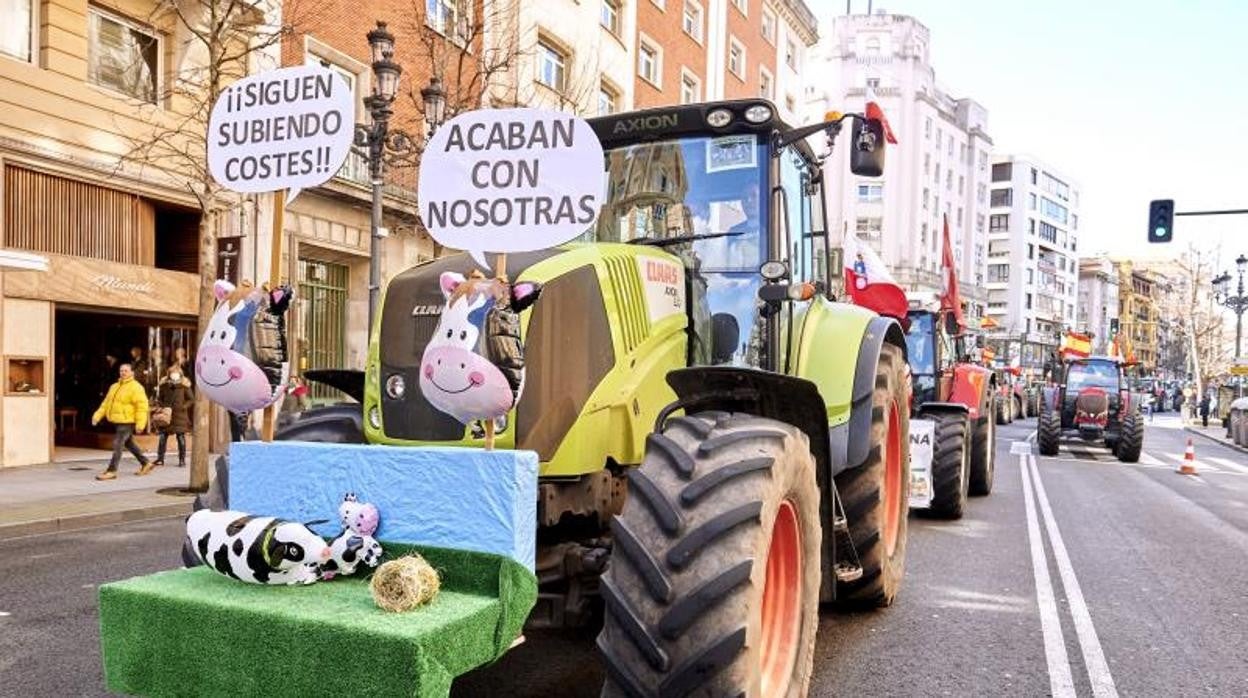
left=99, top=544, right=537, bottom=697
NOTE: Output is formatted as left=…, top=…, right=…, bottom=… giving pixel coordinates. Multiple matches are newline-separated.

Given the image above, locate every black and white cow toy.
left=186, top=509, right=331, bottom=585
left=318, top=532, right=384, bottom=580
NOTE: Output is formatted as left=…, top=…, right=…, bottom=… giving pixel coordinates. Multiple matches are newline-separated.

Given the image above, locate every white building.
left=985, top=154, right=1082, bottom=361
left=805, top=11, right=993, bottom=316
left=1077, top=257, right=1121, bottom=355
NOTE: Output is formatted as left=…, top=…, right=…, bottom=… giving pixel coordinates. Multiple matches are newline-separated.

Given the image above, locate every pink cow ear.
left=439, top=272, right=466, bottom=300
left=511, top=281, right=542, bottom=313
left=213, top=280, right=235, bottom=302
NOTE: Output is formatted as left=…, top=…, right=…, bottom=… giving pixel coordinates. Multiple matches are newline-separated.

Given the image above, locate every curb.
left=1183, top=426, right=1248, bottom=456
left=0, top=500, right=192, bottom=541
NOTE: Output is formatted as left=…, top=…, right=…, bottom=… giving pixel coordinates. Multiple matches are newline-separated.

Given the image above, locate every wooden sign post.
left=260, top=189, right=285, bottom=442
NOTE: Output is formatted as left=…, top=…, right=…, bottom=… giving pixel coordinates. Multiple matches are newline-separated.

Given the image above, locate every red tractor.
left=904, top=308, right=998, bottom=518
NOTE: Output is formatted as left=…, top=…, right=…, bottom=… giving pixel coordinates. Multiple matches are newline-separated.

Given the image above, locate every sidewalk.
left=0, top=451, right=217, bottom=540
left=1181, top=418, right=1248, bottom=455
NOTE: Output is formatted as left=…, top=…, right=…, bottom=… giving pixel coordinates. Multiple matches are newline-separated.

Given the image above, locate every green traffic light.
left=1155, top=226, right=1168, bottom=238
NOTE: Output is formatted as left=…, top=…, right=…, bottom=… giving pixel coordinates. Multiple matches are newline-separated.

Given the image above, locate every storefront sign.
left=217, top=236, right=243, bottom=285
left=4, top=253, right=198, bottom=316
left=207, top=64, right=355, bottom=203
left=418, top=108, right=605, bottom=267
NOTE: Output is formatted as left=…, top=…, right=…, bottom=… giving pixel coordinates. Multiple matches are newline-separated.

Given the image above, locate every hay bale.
left=370, top=554, right=442, bottom=612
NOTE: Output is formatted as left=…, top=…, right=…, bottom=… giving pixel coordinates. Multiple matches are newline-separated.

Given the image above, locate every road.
left=2, top=414, right=1246, bottom=696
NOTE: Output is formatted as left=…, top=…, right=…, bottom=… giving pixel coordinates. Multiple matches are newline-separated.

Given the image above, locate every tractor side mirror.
left=849, top=116, right=886, bottom=177
left=711, top=313, right=740, bottom=365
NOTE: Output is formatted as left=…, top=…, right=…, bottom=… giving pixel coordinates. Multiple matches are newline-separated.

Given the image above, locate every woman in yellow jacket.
left=92, top=363, right=154, bottom=481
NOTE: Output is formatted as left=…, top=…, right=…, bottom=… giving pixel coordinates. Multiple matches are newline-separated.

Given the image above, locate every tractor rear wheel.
left=598, top=413, right=820, bottom=698
left=833, top=342, right=910, bottom=607
left=1038, top=406, right=1061, bottom=456
left=969, top=398, right=996, bottom=497
left=1015, top=394, right=1027, bottom=420
left=1116, top=410, right=1143, bottom=463
left=927, top=412, right=970, bottom=518
left=996, top=396, right=1010, bottom=425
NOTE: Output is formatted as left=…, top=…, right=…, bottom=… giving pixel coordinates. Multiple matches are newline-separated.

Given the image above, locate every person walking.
left=153, top=366, right=193, bottom=467
left=92, top=363, right=152, bottom=480
left=1200, top=393, right=1211, bottom=428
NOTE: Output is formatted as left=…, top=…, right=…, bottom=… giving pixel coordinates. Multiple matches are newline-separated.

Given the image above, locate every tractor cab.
left=903, top=307, right=966, bottom=406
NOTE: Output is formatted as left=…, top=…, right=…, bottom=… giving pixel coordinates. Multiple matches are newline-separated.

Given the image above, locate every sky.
left=807, top=0, right=1248, bottom=272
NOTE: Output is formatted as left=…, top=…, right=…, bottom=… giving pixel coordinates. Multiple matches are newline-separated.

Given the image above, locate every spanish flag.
left=1060, top=331, right=1092, bottom=359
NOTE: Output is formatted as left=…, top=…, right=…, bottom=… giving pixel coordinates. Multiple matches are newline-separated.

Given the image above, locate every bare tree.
left=119, top=0, right=300, bottom=491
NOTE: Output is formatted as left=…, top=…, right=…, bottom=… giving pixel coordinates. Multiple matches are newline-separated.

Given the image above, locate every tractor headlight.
left=744, top=104, right=772, bottom=123
left=760, top=261, right=789, bottom=281
left=385, top=374, right=406, bottom=400
left=368, top=406, right=382, bottom=430
left=707, top=108, right=732, bottom=127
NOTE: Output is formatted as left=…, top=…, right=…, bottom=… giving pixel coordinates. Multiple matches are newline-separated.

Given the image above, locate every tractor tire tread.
left=927, top=412, right=969, bottom=518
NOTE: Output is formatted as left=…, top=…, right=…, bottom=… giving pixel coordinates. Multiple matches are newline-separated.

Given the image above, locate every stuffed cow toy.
left=318, top=493, right=384, bottom=580
left=196, top=279, right=293, bottom=413
left=419, top=271, right=541, bottom=442
left=185, top=510, right=331, bottom=585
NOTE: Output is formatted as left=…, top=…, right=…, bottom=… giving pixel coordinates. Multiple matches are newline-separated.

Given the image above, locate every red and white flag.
left=844, top=231, right=908, bottom=322
left=939, top=214, right=966, bottom=332
left=864, top=85, right=898, bottom=144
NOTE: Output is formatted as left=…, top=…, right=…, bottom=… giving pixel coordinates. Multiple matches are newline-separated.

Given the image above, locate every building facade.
left=805, top=11, right=993, bottom=318
left=984, top=154, right=1081, bottom=366
left=1113, top=259, right=1161, bottom=372
left=1077, top=257, right=1120, bottom=355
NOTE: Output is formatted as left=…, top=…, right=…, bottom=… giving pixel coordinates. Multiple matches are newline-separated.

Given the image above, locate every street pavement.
left=2, top=415, right=1245, bottom=696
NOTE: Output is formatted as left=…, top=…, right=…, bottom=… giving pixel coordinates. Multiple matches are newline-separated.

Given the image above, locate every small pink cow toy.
left=419, top=270, right=541, bottom=448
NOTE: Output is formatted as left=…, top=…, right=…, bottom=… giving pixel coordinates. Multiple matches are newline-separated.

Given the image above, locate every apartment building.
left=1077, top=257, right=1120, bottom=355
left=806, top=11, right=993, bottom=317
left=1113, top=259, right=1162, bottom=372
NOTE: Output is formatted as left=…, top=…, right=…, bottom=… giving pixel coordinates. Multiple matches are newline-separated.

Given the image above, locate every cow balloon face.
left=419, top=271, right=541, bottom=426
left=197, top=280, right=294, bottom=413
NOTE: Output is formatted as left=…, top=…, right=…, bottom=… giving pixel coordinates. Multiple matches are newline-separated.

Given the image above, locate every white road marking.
left=1011, top=441, right=1032, bottom=455
left=1209, top=456, right=1248, bottom=475
left=0, top=611, right=9, bottom=617
left=1028, top=455, right=1120, bottom=698
left=1138, top=452, right=1165, bottom=467
left=1019, top=453, right=1076, bottom=698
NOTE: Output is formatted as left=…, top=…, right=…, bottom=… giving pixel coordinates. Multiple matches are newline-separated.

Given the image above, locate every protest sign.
left=418, top=108, right=605, bottom=267
left=208, top=64, right=355, bottom=203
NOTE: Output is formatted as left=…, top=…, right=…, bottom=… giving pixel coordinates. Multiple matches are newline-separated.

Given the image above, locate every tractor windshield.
left=581, top=135, right=768, bottom=271
left=905, top=312, right=936, bottom=375
left=1066, top=361, right=1119, bottom=391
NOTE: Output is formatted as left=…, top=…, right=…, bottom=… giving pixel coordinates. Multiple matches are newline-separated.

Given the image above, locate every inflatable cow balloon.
left=419, top=270, right=541, bottom=448
left=197, top=280, right=294, bottom=414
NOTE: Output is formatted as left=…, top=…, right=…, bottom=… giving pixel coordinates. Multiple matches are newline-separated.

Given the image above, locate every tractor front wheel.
left=1116, top=410, right=1143, bottom=463
left=1038, top=407, right=1061, bottom=456
left=927, top=411, right=971, bottom=518
left=833, top=342, right=910, bottom=607
left=598, top=413, right=820, bottom=698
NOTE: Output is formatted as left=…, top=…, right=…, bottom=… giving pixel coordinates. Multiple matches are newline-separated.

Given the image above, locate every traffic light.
left=1148, top=199, right=1174, bottom=243
left=1109, top=318, right=1119, bottom=335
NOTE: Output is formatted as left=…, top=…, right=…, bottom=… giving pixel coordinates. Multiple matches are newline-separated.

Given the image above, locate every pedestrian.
left=1200, top=394, right=1211, bottom=428
left=153, top=366, right=193, bottom=467
left=91, top=363, right=153, bottom=480
left=1144, top=394, right=1154, bottom=422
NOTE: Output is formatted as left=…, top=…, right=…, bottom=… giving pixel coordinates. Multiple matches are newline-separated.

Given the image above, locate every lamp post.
left=1213, top=253, right=1248, bottom=398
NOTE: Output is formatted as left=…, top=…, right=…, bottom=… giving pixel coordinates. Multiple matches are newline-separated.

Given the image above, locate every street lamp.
left=357, top=21, right=418, bottom=332
left=420, top=76, right=447, bottom=136
left=1213, top=253, right=1248, bottom=398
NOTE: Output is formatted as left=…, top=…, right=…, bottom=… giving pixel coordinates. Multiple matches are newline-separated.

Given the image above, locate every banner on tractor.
left=418, top=108, right=606, bottom=267
left=207, top=64, right=356, bottom=203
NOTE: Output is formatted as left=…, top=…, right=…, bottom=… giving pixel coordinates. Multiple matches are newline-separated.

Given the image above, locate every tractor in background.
left=904, top=305, right=997, bottom=519
left=1038, top=355, right=1144, bottom=461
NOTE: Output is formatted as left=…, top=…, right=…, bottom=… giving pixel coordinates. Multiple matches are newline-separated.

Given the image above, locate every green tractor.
left=264, top=101, right=911, bottom=695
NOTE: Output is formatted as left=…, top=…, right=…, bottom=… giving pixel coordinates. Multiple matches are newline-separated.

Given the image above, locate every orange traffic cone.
left=1178, top=438, right=1199, bottom=475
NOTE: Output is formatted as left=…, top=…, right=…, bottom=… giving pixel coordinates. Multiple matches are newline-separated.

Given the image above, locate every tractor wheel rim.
left=760, top=499, right=801, bottom=698
left=883, top=400, right=902, bottom=557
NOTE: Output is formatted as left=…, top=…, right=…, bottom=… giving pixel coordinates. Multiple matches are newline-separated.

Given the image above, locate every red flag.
left=939, top=214, right=965, bottom=332
left=865, top=85, right=898, bottom=144
left=844, top=231, right=908, bottom=322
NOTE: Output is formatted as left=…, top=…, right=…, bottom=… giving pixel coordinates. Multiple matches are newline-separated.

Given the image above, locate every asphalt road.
left=2, top=413, right=1245, bottom=696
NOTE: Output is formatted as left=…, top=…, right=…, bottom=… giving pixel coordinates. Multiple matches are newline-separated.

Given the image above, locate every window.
left=759, top=67, right=773, bottom=99
left=538, top=40, right=568, bottom=91
left=89, top=7, right=161, bottom=103
left=991, top=162, right=1012, bottom=182
left=1026, top=293, right=1033, bottom=309
left=990, top=188, right=1013, bottom=207
left=1, top=0, right=32, bottom=61
left=1027, top=268, right=1034, bottom=284
left=865, top=37, right=880, bottom=55
left=957, top=207, right=964, bottom=226
left=936, top=131, right=942, bottom=149
left=682, top=0, right=703, bottom=41
left=1040, top=197, right=1069, bottom=224
left=934, top=163, right=940, bottom=183
left=989, top=214, right=1009, bottom=232
left=921, top=223, right=928, bottom=245
left=1028, top=244, right=1035, bottom=260
left=1031, top=168, right=1039, bottom=184
left=1071, top=213, right=1078, bottom=230
left=976, top=214, right=985, bottom=232
left=761, top=8, right=776, bottom=43
left=638, top=40, right=660, bottom=85
left=728, top=38, right=745, bottom=78
left=947, top=138, right=953, bottom=156
left=601, top=0, right=621, bottom=34
left=1038, top=221, right=1059, bottom=244
left=680, top=70, right=701, bottom=104
left=866, top=77, right=880, bottom=89
left=925, top=117, right=932, bottom=138
left=785, top=94, right=795, bottom=113
left=958, top=175, right=964, bottom=195
left=855, top=217, right=883, bottom=238
left=922, top=188, right=929, bottom=210
left=945, top=170, right=952, bottom=191
left=858, top=183, right=883, bottom=202
left=732, top=0, right=746, bottom=15
left=598, top=83, right=618, bottom=115
left=988, top=264, right=1010, bottom=282
left=427, top=0, right=471, bottom=41
left=786, top=39, right=797, bottom=69
left=1029, top=193, right=1037, bottom=210
left=1029, top=218, right=1036, bottom=235
left=923, top=153, right=930, bottom=174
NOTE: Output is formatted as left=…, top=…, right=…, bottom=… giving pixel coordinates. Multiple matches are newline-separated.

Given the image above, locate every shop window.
left=153, top=200, right=201, bottom=274
left=7, top=357, right=45, bottom=395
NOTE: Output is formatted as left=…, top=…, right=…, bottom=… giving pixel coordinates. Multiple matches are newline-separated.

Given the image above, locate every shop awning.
left=0, top=249, right=48, bottom=271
